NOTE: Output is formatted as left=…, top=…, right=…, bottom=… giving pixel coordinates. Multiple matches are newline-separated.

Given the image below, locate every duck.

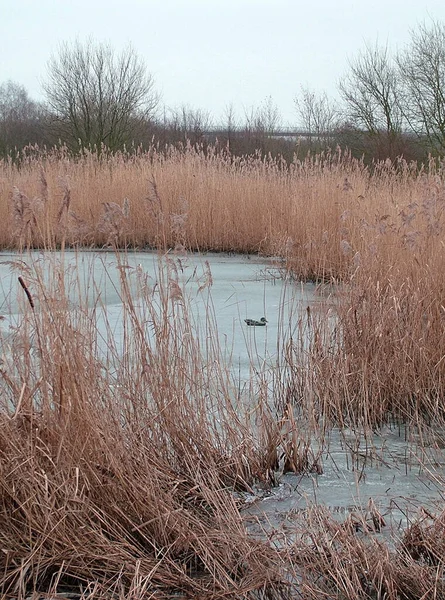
left=244, top=317, right=268, bottom=326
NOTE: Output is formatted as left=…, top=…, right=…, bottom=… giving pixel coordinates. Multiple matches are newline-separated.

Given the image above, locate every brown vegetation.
left=0, top=254, right=286, bottom=598
left=1, top=146, right=445, bottom=597
left=3, top=145, right=445, bottom=429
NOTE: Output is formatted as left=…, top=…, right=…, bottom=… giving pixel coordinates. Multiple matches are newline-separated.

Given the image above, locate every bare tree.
left=244, top=96, right=281, bottom=137
left=168, top=104, right=213, bottom=144
left=0, top=81, right=46, bottom=156
left=222, top=103, right=238, bottom=149
left=43, top=39, right=159, bottom=152
left=257, top=96, right=281, bottom=135
left=339, top=43, right=404, bottom=158
left=397, top=20, right=445, bottom=154
left=223, top=103, right=237, bottom=132
left=295, top=87, right=339, bottom=148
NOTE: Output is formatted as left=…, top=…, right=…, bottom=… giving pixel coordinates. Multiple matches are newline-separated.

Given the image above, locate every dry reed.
left=0, top=253, right=289, bottom=598
left=282, top=504, right=445, bottom=599
left=2, top=145, right=445, bottom=596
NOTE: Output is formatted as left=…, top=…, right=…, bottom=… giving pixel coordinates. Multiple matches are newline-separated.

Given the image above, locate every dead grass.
left=280, top=162, right=445, bottom=431
left=281, top=504, right=445, bottom=599
left=0, top=254, right=296, bottom=598
left=0, top=145, right=365, bottom=260
left=2, top=146, right=445, bottom=596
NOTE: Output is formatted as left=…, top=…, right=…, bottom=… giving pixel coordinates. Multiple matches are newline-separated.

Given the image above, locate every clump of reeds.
left=282, top=504, right=445, bottom=599
left=0, top=145, right=364, bottom=257
left=10, top=186, right=42, bottom=248
left=97, top=200, right=129, bottom=247
left=281, top=165, right=445, bottom=432
left=0, top=252, right=290, bottom=598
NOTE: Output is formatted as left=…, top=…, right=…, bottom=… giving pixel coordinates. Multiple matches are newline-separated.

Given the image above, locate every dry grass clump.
left=283, top=505, right=445, bottom=599
left=401, top=508, right=445, bottom=567
left=1, top=414, right=285, bottom=599
left=0, top=146, right=365, bottom=261
left=281, top=163, right=445, bottom=430
left=0, top=255, right=287, bottom=598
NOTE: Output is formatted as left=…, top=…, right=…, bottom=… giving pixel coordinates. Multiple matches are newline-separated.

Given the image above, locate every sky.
left=1, top=0, right=445, bottom=126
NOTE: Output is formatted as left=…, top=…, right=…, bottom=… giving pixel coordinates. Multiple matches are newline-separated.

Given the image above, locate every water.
left=243, top=424, right=445, bottom=545
left=0, top=249, right=319, bottom=386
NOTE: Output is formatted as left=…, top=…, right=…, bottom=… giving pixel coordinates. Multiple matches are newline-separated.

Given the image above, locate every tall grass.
left=0, top=145, right=367, bottom=264
left=282, top=164, right=445, bottom=430
left=2, top=145, right=445, bottom=596
left=0, top=253, right=289, bottom=598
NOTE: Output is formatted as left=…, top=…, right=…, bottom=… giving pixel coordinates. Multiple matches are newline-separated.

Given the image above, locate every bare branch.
left=295, top=87, right=339, bottom=148
left=397, top=20, right=445, bottom=153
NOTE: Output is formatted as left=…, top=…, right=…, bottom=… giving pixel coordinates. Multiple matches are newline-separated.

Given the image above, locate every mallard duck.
left=244, top=317, right=268, bottom=326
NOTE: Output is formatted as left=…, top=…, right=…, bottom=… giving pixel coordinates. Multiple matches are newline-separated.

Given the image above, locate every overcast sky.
left=1, top=0, right=445, bottom=125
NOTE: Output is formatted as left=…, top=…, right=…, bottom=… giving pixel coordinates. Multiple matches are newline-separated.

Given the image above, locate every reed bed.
left=0, top=254, right=289, bottom=598
left=3, top=253, right=444, bottom=599
left=284, top=504, right=445, bottom=599
left=2, top=146, right=445, bottom=597
left=281, top=166, right=445, bottom=431
left=0, top=145, right=367, bottom=264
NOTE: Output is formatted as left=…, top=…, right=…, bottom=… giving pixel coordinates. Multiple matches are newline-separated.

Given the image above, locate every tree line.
left=2, top=20, right=445, bottom=163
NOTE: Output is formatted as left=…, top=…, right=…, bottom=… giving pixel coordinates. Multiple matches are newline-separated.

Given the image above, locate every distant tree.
left=0, top=80, right=46, bottom=156
left=397, top=20, right=445, bottom=154
left=240, top=97, right=282, bottom=155
left=258, top=96, right=281, bottom=135
left=339, top=43, right=404, bottom=159
left=43, top=39, right=159, bottom=152
left=168, top=105, right=213, bottom=145
left=223, top=103, right=237, bottom=131
left=222, top=102, right=238, bottom=149
left=244, top=96, right=281, bottom=137
left=294, top=87, right=339, bottom=150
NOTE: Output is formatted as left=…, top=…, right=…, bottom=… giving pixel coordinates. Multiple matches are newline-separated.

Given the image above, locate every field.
left=1, top=146, right=445, bottom=598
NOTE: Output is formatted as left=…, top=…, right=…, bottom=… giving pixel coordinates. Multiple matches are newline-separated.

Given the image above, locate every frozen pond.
left=0, top=249, right=444, bottom=543
left=0, top=249, right=319, bottom=387
left=243, top=424, right=445, bottom=545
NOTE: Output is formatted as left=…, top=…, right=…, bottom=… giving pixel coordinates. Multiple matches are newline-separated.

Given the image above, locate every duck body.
left=244, top=317, right=268, bottom=326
